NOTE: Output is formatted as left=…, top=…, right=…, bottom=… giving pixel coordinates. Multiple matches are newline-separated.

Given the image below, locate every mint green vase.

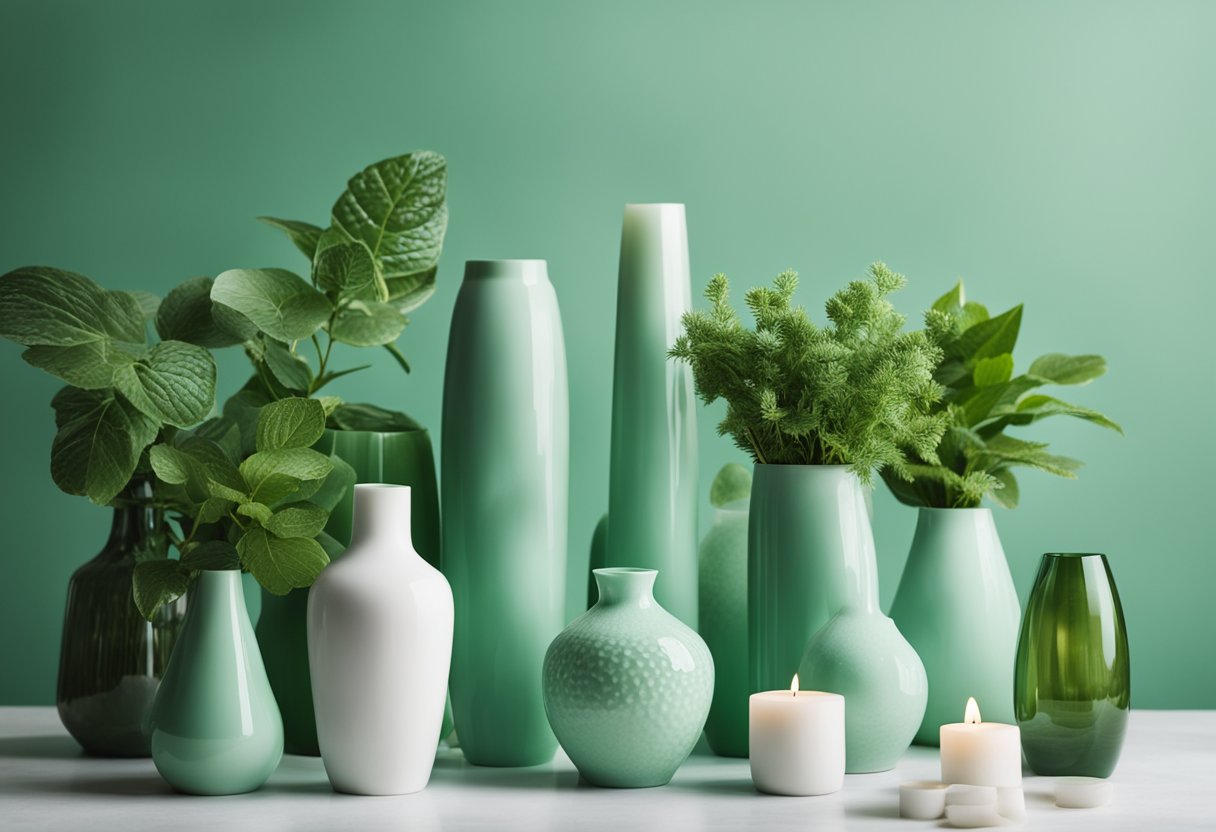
left=1015, top=553, right=1130, bottom=777
left=543, top=568, right=713, bottom=788
left=255, top=426, right=443, bottom=756
left=443, top=259, right=568, bottom=766
left=749, top=464, right=879, bottom=694
left=605, top=204, right=698, bottom=627
left=890, top=507, right=1021, bottom=745
left=148, top=570, right=283, bottom=795
left=698, top=499, right=750, bottom=757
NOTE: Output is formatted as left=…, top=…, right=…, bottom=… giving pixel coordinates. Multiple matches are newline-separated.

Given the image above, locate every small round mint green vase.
left=147, top=570, right=283, bottom=795
left=798, top=607, right=927, bottom=772
left=543, top=568, right=713, bottom=788
left=698, top=499, right=750, bottom=757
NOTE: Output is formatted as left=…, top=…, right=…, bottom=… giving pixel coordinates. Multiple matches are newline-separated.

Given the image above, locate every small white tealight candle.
left=900, top=780, right=949, bottom=819
left=1055, top=776, right=1113, bottom=808
left=940, top=697, right=1022, bottom=788
left=945, top=804, right=1011, bottom=828
left=749, top=675, right=845, bottom=796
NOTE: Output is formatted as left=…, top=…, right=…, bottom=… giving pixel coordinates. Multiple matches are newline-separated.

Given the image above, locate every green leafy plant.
left=881, top=281, right=1122, bottom=509
left=670, top=264, right=947, bottom=484
left=214, top=151, right=448, bottom=431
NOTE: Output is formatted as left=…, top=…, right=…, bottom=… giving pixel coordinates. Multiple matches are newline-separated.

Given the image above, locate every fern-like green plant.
left=670, top=263, right=947, bottom=484
left=881, top=281, right=1123, bottom=509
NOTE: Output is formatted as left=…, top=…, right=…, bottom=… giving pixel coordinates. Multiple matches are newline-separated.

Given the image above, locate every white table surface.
left=0, top=707, right=1211, bottom=831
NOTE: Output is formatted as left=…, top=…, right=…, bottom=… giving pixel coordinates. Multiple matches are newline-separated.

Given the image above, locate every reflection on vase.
left=1015, top=552, right=1130, bottom=777
left=699, top=499, right=750, bottom=757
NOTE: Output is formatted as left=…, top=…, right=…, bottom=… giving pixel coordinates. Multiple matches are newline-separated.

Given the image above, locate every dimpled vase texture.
left=749, top=464, right=880, bottom=694
left=543, top=569, right=713, bottom=788
left=698, top=500, right=750, bottom=757
left=798, top=608, right=927, bottom=772
left=443, top=259, right=568, bottom=767
left=890, top=508, right=1021, bottom=745
left=256, top=426, right=443, bottom=756
left=147, top=570, right=283, bottom=795
left=308, top=485, right=454, bottom=795
left=1015, top=553, right=1130, bottom=777
left=605, top=204, right=698, bottom=627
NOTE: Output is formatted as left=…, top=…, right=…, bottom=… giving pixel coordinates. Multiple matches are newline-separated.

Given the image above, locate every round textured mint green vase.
left=255, top=425, right=445, bottom=756
left=147, top=570, right=283, bottom=794
left=798, top=607, right=927, bottom=772
left=698, top=499, right=750, bottom=757
left=1015, top=553, right=1130, bottom=777
left=543, top=568, right=714, bottom=788
left=889, top=508, right=1020, bottom=746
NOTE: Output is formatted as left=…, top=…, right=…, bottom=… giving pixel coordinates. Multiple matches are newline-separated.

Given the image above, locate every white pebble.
left=946, top=804, right=1011, bottom=828
left=1055, top=776, right=1113, bottom=809
left=900, top=780, right=949, bottom=819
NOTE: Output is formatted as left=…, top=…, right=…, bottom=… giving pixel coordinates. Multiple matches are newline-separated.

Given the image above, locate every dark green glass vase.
left=56, top=482, right=187, bottom=756
left=1014, top=553, right=1130, bottom=777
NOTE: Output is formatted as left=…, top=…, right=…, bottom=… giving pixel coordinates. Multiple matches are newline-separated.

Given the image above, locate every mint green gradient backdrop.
left=1, top=1, right=1211, bottom=707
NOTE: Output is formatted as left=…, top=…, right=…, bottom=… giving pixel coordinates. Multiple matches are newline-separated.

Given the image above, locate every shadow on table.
left=0, top=735, right=84, bottom=760
left=666, top=777, right=757, bottom=797
left=16, top=774, right=171, bottom=796
left=430, top=754, right=581, bottom=791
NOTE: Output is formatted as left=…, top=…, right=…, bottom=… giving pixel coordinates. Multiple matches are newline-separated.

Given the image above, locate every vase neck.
left=593, top=568, right=658, bottom=608
left=192, top=569, right=247, bottom=611
left=349, top=483, right=414, bottom=550
left=104, top=479, right=160, bottom=555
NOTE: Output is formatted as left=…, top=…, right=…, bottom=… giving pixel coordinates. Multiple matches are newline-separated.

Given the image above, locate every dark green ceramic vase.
left=255, top=426, right=442, bottom=756
left=1014, top=553, right=1130, bottom=777
left=56, top=481, right=186, bottom=757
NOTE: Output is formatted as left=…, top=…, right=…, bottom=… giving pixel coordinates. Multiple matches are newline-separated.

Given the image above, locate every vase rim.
left=754, top=462, right=852, bottom=469
left=1043, top=552, right=1107, bottom=559
left=916, top=505, right=993, bottom=513
left=327, top=425, right=428, bottom=437
left=594, top=567, right=657, bottom=576
left=624, top=202, right=685, bottom=209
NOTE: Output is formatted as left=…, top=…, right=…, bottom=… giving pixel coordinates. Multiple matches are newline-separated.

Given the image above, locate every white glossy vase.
left=307, top=484, right=454, bottom=795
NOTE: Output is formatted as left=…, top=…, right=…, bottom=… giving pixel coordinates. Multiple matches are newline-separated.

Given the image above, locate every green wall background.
left=1, top=0, right=1212, bottom=708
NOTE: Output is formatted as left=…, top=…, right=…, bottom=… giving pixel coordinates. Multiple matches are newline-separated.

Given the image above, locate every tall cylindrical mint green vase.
left=1015, top=553, right=1130, bottom=777
left=605, top=203, right=698, bottom=627
left=255, top=425, right=443, bottom=756
left=147, top=570, right=283, bottom=795
left=443, top=259, right=568, bottom=767
left=890, top=507, right=1021, bottom=746
left=699, top=499, right=750, bottom=757
left=749, top=464, right=879, bottom=694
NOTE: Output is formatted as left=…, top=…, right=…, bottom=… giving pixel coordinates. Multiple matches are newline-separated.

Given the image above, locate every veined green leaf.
left=50, top=386, right=159, bottom=505
left=386, top=265, right=437, bottom=315
left=256, top=397, right=327, bottom=451
left=330, top=299, right=406, bottom=347
left=258, top=217, right=325, bottom=260
left=240, top=447, right=334, bottom=503
left=0, top=266, right=145, bottom=346
left=326, top=402, right=422, bottom=433
left=314, top=241, right=387, bottom=302
left=951, top=304, right=1022, bottom=366
left=133, top=559, right=190, bottom=620
left=112, top=340, right=217, bottom=427
left=975, top=434, right=1082, bottom=478
left=237, top=528, right=329, bottom=595
left=931, top=281, right=963, bottom=316
left=211, top=268, right=332, bottom=342
left=265, top=502, right=328, bottom=539
left=262, top=340, right=313, bottom=392
left=1027, top=353, right=1107, bottom=386
left=999, top=394, right=1123, bottom=433
left=156, top=276, right=244, bottom=348
left=973, top=353, right=1014, bottom=388
left=180, top=540, right=240, bottom=571
left=149, top=444, right=192, bottom=485
left=130, top=290, right=161, bottom=321
left=306, top=453, right=355, bottom=512
left=237, top=501, right=274, bottom=525
left=21, top=340, right=139, bottom=389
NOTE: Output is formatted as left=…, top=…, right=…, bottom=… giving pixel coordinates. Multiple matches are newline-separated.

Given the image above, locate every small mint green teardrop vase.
left=698, top=500, right=750, bottom=757
left=148, top=570, right=283, bottom=795
left=543, top=568, right=714, bottom=788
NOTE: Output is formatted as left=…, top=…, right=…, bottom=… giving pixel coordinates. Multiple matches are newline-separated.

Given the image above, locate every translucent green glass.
left=1014, top=553, right=1130, bottom=777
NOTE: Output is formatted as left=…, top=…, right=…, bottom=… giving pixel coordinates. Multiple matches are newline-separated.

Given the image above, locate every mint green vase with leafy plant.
left=671, top=264, right=947, bottom=696
left=884, top=282, right=1122, bottom=744
left=212, top=151, right=449, bottom=755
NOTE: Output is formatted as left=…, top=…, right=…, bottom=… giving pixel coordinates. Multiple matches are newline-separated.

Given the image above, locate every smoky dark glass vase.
left=56, top=482, right=187, bottom=756
left=1014, top=553, right=1130, bottom=777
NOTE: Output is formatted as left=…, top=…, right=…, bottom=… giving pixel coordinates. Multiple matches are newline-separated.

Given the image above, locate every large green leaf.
left=262, top=340, right=313, bottom=392
left=386, top=265, right=437, bottom=315
left=313, top=241, right=387, bottom=301
left=0, top=266, right=145, bottom=346
left=307, top=453, right=356, bottom=512
left=330, top=299, right=406, bottom=347
left=130, top=290, right=161, bottom=321
left=240, top=447, right=333, bottom=503
left=972, top=354, right=1013, bottom=388
left=258, top=217, right=325, bottom=260
left=975, top=434, right=1082, bottom=478
left=256, top=397, right=327, bottom=451
left=156, top=276, right=244, bottom=348
left=180, top=540, right=240, bottom=572
left=330, top=152, right=448, bottom=283
left=237, top=527, right=329, bottom=595
left=211, top=268, right=332, bottom=342
left=989, top=467, right=1020, bottom=509
left=990, top=394, right=1123, bottom=434
left=112, top=340, right=217, bottom=427
left=50, top=387, right=159, bottom=505
left=22, top=340, right=140, bottom=389
left=133, top=559, right=190, bottom=620
left=1027, top=353, right=1108, bottom=386
left=950, top=304, right=1022, bottom=365
left=265, top=502, right=328, bottom=539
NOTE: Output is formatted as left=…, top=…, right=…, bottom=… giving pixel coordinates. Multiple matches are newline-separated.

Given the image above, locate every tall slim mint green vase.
left=255, top=426, right=443, bottom=756
left=147, top=570, right=283, bottom=795
left=749, top=464, right=879, bottom=694
left=605, top=204, right=698, bottom=627
left=443, top=259, right=568, bottom=767
left=890, top=507, right=1021, bottom=745
left=698, top=499, right=750, bottom=757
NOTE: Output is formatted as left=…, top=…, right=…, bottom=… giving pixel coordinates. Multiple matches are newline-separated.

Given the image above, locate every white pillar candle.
left=940, top=698, right=1022, bottom=788
left=749, top=675, right=845, bottom=796
left=946, top=784, right=998, bottom=806
left=997, top=786, right=1026, bottom=821
left=1055, top=776, right=1113, bottom=808
left=900, top=780, right=949, bottom=819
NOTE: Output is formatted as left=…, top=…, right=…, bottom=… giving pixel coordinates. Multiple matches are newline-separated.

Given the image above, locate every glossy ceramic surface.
left=798, top=608, right=927, bottom=772
left=890, top=508, right=1021, bottom=745
left=442, top=259, right=568, bottom=767
left=56, top=485, right=185, bottom=757
left=147, top=570, right=283, bottom=795
left=1015, top=553, right=1130, bottom=777
left=605, top=204, right=699, bottom=627
left=309, top=485, right=454, bottom=795
left=698, top=500, right=750, bottom=757
left=748, top=464, right=879, bottom=694
left=543, top=569, right=713, bottom=788
left=255, top=426, right=443, bottom=756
